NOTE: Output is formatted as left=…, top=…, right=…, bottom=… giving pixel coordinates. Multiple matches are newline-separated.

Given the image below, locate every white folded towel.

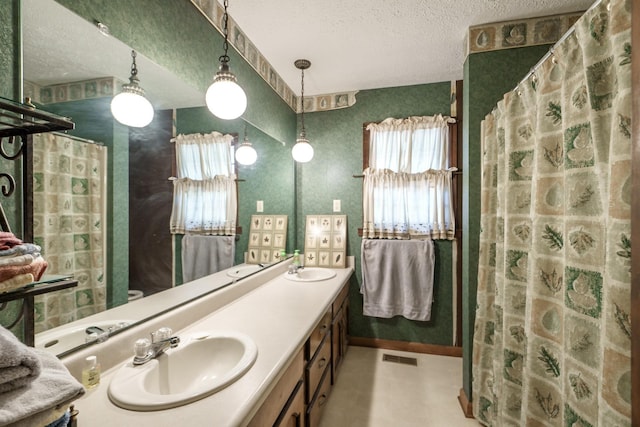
left=0, top=336, right=85, bottom=426
left=0, top=326, right=41, bottom=394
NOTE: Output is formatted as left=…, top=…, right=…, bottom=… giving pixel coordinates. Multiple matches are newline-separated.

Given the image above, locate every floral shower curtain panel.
left=472, top=0, right=632, bottom=425
left=32, top=133, right=107, bottom=332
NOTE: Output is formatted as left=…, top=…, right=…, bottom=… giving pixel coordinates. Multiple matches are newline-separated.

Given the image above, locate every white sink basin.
left=284, top=267, right=337, bottom=282
left=226, top=264, right=264, bottom=279
left=35, top=320, right=133, bottom=353
left=108, top=331, right=258, bottom=411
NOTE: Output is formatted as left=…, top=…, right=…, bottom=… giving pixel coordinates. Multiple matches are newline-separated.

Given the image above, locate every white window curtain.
left=170, top=132, right=237, bottom=235
left=363, top=115, right=455, bottom=239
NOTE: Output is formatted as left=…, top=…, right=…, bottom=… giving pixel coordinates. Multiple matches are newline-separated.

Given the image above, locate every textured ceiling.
left=229, top=0, right=597, bottom=95
left=22, top=0, right=597, bottom=107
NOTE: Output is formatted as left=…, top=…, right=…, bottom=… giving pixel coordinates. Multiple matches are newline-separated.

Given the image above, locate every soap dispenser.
left=293, top=249, right=300, bottom=267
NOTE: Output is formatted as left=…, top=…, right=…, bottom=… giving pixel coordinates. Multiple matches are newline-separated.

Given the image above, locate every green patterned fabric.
left=472, top=0, right=632, bottom=425
left=32, top=134, right=107, bottom=333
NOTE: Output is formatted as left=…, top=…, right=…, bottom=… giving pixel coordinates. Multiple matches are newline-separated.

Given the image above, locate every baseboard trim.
left=348, top=336, right=462, bottom=357
left=458, top=388, right=474, bottom=418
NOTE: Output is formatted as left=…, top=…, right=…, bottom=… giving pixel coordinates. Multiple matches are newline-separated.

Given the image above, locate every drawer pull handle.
left=320, top=324, right=328, bottom=331
left=318, top=393, right=328, bottom=407
left=318, top=357, right=327, bottom=369
left=293, top=412, right=301, bottom=427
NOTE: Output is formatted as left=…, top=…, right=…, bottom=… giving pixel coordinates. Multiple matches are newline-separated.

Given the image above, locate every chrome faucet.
left=287, top=263, right=304, bottom=274
left=132, top=327, right=180, bottom=365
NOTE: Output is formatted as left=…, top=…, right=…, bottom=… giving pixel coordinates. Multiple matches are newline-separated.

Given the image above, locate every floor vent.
left=382, top=354, right=418, bottom=366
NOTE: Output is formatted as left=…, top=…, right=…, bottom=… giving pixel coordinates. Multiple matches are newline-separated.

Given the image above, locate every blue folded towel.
left=45, top=410, right=70, bottom=427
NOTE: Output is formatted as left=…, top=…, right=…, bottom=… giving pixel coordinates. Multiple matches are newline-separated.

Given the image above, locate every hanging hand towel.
left=182, top=235, right=235, bottom=282
left=360, top=239, right=435, bottom=321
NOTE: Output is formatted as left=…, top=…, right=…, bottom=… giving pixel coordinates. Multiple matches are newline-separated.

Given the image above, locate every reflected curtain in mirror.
left=170, top=132, right=237, bottom=235
left=32, top=134, right=108, bottom=333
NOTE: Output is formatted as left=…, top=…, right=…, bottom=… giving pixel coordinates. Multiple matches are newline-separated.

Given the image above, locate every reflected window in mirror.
left=170, top=132, right=241, bottom=283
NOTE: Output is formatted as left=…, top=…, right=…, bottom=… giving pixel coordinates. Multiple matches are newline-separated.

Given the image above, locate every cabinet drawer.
left=307, top=309, right=331, bottom=359
left=274, top=380, right=305, bottom=427
left=306, top=366, right=332, bottom=427
left=305, top=333, right=331, bottom=402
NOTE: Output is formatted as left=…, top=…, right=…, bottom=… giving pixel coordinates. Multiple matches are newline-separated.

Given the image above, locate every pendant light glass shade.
left=206, top=0, right=246, bottom=120
left=111, top=50, right=154, bottom=128
left=206, top=64, right=247, bottom=120
left=292, top=59, right=313, bottom=162
left=292, top=135, right=314, bottom=163
left=235, top=136, right=257, bottom=165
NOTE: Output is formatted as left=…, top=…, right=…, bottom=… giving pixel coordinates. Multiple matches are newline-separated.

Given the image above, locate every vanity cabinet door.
left=331, top=283, right=349, bottom=384
left=274, top=380, right=305, bottom=427
left=248, top=348, right=304, bottom=427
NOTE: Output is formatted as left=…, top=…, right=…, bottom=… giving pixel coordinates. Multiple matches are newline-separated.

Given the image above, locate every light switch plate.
left=257, top=200, right=264, bottom=212
left=333, top=199, right=341, bottom=212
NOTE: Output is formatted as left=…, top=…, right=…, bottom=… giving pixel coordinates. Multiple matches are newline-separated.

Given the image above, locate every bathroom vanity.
left=61, top=258, right=353, bottom=426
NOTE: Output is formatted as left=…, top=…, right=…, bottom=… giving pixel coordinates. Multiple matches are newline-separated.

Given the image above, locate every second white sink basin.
left=226, top=264, right=264, bottom=279
left=284, top=267, right=337, bottom=282
left=108, top=331, right=258, bottom=411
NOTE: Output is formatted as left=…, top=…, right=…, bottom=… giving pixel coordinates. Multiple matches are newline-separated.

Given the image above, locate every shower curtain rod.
left=50, top=131, right=103, bottom=146
left=514, top=0, right=604, bottom=91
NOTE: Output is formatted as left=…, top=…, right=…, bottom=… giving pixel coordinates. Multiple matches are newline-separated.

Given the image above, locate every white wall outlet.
left=333, top=199, right=341, bottom=212
left=257, top=200, right=264, bottom=212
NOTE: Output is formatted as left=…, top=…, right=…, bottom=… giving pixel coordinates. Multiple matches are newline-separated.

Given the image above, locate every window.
left=169, top=132, right=237, bottom=235
left=362, top=115, right=456, bottom=239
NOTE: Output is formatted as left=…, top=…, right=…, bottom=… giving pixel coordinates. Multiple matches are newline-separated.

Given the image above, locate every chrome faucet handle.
left=152, top=327, right=173, bottom=343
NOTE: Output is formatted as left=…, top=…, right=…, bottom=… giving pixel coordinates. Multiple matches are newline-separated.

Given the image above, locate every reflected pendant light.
left=291, top=59, right=314, bottom=163
left=205, top=0, right=247, bottom=120
left=111, top=50, right=154, bottom=127
left=235, top=127, right=257, bottom=165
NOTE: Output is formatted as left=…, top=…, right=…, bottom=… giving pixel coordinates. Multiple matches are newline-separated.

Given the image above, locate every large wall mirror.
left=22, top=0, right=295, bottom=357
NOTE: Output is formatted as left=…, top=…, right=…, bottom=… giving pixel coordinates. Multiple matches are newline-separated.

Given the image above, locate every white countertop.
left=67, top=262, right=353, bottom=426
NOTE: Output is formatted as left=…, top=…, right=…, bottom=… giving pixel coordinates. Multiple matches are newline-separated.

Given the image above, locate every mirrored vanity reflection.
left=34, top=260, right=287, bottom=357
left=20, top=0, right=295, bottom=357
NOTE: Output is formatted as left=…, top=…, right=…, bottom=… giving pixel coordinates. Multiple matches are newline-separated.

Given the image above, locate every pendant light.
left=291, top=59, right=314, bottom=163
left=111, top=50, right=154, bottom=127
left=235, top=126, right=257, bottom=165
left=205, top=0, right=247, bottom=120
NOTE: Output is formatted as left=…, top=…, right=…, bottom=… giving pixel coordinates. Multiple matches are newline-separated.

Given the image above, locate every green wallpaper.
left=0, top=0, right=20, bottom=101
left=461, top=44, right=552, bottom=400
left=54, top=0, right=295, bottom=145
left=38, top=98, right=130, bottom=309
left=299, top=82, right=456, bottom=345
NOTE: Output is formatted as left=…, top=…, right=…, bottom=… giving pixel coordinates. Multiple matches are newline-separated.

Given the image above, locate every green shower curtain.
left=472, top=0, right=632, bottom=425
left=32, top=133, right=107, bottom=333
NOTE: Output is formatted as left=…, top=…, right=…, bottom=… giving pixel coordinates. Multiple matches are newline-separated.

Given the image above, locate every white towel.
left=0, top=326, right=41, bottom=394
left=360, top=239, right=435, bottom=321
left=182, top=235, right=235, bottom=282
left=0, top=348, right=85, bottom=427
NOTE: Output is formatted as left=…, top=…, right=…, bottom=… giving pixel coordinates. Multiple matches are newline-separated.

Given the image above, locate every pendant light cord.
left=129, top=50, right=139, bottom=82
left=300, top=67, right=306, bottom=136
left=220, top=0, right=230, bottom=65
